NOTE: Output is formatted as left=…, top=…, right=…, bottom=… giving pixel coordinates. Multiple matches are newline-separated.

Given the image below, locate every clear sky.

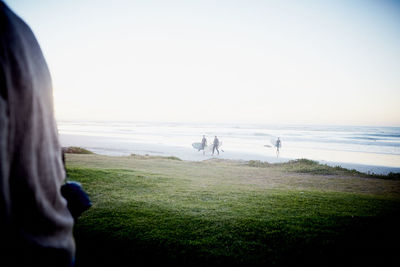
left=4, top=0, right=400, bottom=126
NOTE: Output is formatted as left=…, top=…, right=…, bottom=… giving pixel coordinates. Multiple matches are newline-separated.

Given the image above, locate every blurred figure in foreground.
left=275, top=137, right=282, bottom=157
left=0, top=2, right=75, bottom=266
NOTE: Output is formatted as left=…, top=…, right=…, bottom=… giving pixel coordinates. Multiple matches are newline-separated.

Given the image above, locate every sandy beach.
left=59, top=132, right=400, bottom=175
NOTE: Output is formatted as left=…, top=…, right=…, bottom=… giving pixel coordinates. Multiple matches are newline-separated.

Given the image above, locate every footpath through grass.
left=66, top=154, right=400, bottom=266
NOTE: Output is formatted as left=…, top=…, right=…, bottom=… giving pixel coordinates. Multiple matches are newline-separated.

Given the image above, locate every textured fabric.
left=0, top=2, right=75, bottom=265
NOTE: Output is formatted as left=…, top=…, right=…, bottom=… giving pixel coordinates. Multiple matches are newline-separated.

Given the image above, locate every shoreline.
left=59, top=133, right=400, bottom=175
left=63, top=145, right=400, bottom=176
left=319, top=160, right=400, bottom=176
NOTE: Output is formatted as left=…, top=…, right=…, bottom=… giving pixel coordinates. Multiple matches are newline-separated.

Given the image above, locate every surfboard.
left=270, top=138, right=277, bottom=148
left=217, top=141, right=222, bottom=148
left=192, top=142, right=204, bottom=150
left=193, top=141, right=224, bottom=153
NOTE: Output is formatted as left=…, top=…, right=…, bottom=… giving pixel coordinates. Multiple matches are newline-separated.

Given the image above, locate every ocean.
left=58, top=121, right=400, bottom=175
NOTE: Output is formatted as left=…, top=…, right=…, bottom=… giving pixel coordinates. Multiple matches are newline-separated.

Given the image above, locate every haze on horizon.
left=5, top=0, right=400, bottom=126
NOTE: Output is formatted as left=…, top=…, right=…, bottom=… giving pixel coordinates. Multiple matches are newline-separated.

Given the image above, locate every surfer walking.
left=212, top=136, right=220, bottom=156
left=200, top=135, right=207, bottom=155
left=275, top=137, right=282, bottom=157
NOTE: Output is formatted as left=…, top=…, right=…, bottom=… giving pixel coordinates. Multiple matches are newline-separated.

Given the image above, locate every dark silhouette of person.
left=275, top=137, right=282, bottom=157
left=0, top=2, right=75, bottom=266
left=200, top=135, right=207, bottom=154
left=212, top=136, right=220, bottom=156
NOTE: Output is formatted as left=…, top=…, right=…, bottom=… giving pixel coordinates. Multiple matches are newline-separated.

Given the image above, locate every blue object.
left=61, top=181, right=92, bottom=219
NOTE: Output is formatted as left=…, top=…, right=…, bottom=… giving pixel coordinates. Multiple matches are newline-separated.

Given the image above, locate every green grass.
left=248, top=158, right=400, bottom=179
left=66, top=155, right=400, bottom=266
left=248, top=158, right=363, bottom=176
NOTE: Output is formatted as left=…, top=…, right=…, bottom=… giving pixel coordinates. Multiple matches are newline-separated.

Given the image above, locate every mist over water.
left=58, top=121, right=400, bottom=174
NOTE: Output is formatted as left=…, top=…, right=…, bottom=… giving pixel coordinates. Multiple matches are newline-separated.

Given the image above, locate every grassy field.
left=65, top=153, right=400, bottom=266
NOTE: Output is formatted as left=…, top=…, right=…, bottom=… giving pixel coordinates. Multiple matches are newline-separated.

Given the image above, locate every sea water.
left=58, top=121, right=400, bottom=174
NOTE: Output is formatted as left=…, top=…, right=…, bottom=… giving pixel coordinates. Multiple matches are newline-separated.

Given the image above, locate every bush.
left=63, top=146, right=94, bottom=154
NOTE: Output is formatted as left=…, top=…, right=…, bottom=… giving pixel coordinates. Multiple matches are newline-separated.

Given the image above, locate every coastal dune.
left=66, top=153, right=400, bottom=266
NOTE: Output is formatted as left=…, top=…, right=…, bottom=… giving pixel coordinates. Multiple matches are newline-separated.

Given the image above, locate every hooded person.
left=0, top=2, right=75, bottom=266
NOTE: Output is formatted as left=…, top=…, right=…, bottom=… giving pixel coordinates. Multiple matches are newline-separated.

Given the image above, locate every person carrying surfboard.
left=212, top=136, right=220, bottom=156
left=275, top=137, right=282, bottom=157
left=200, top=135, right=207, bottom=155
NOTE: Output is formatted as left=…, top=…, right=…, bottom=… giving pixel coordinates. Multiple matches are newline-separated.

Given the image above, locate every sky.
left=4, top=0, right=400, bottom=126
